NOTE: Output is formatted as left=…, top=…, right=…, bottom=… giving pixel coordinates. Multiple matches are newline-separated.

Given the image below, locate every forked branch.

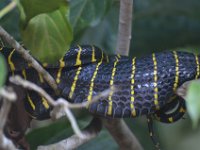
left=10, top=76, right=113, bottom=149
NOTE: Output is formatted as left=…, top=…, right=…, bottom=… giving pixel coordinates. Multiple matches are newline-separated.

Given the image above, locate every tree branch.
left=104, top=0, right=143, bottom=150
left=0, top=87, right=17, bottom=150
left=0, top=25, right=113, bottom=149
left=102, top=119, right=143, bottom=150
left=0, top=26, right=58, bottom=92
left=9, top=76, right=84, bottom=138
left=116, top=0, right=133, bottom=56
left=10, top=75, right=113, bottom=149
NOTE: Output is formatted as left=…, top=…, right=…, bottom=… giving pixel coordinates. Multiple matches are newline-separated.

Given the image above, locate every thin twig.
left=10, top=76, right=114, bottom=108
left=65, top=87, right=116, bottom=109
left=65, top=106, right=83, bottom=137
left=0, top=26, right=57, bottom=91
left=0, top=1, right=16, bottom=19
left=116, top=0, right=133, bottom=56
left=9, top=76, right=56, bottom=105
left=10, top=75, right=114, bottom=139
left=37, top=118, right=102, bottom=150
left=10, top=75, right=83, bottom=137
left=0, top=88, right=16, bottom=103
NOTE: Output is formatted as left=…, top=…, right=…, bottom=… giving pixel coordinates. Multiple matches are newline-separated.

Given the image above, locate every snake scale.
left=1, top=45, right=199, bottom=149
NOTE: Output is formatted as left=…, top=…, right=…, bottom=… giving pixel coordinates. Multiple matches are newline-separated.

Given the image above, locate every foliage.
left=26, top=119, right=74, bottom=150
left=186, top=81, right=200, bottom=128
left=70, top=0, right=114, bottom=38
left=0, top=54, right=7, bottom=87
left=26, top=117, right=118, bottom=150
left=17, top=0, right=72, bottom=63
left=18, top=0, right=67, bottom=24
left=1, top=0, right=200, bottom=150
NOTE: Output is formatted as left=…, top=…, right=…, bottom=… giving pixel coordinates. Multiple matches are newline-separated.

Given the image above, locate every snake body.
left=0, top=46, right=199, bottom=121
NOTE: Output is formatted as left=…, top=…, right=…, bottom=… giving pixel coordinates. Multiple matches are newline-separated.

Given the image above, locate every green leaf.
left=186, top=81, right=200, bottom=128
left=18, top=0, right=68, bottom=26
left=0, top=54, right=7, bottom=87
left=26, top=116, right=91, bottom=150
left=26, top=117, right=118, bottom=150
left=21, top=6, right=73, bottom=63
left=26, top=119, right=73, bottom=150
left=70, top=0, right=114, bottom=36
left=78, top=129, right=117, bottom=150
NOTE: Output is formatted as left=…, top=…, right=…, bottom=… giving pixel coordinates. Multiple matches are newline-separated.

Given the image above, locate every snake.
left=1, top=45, right=199, bottom=149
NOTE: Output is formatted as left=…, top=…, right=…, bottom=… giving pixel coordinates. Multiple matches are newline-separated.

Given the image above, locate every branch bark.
left=6, top=84, right=31, bottom=150
left=102, top=119, right=143, bottom=150
left=9, top=76, right=84, bottom=138
left=116, top=0, right=133, bottom=56
left=0, top=87, right=17, bottom=150
left=103, top=0, right=143, bottom=150
left=10, top=76, right=112, bottom=149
